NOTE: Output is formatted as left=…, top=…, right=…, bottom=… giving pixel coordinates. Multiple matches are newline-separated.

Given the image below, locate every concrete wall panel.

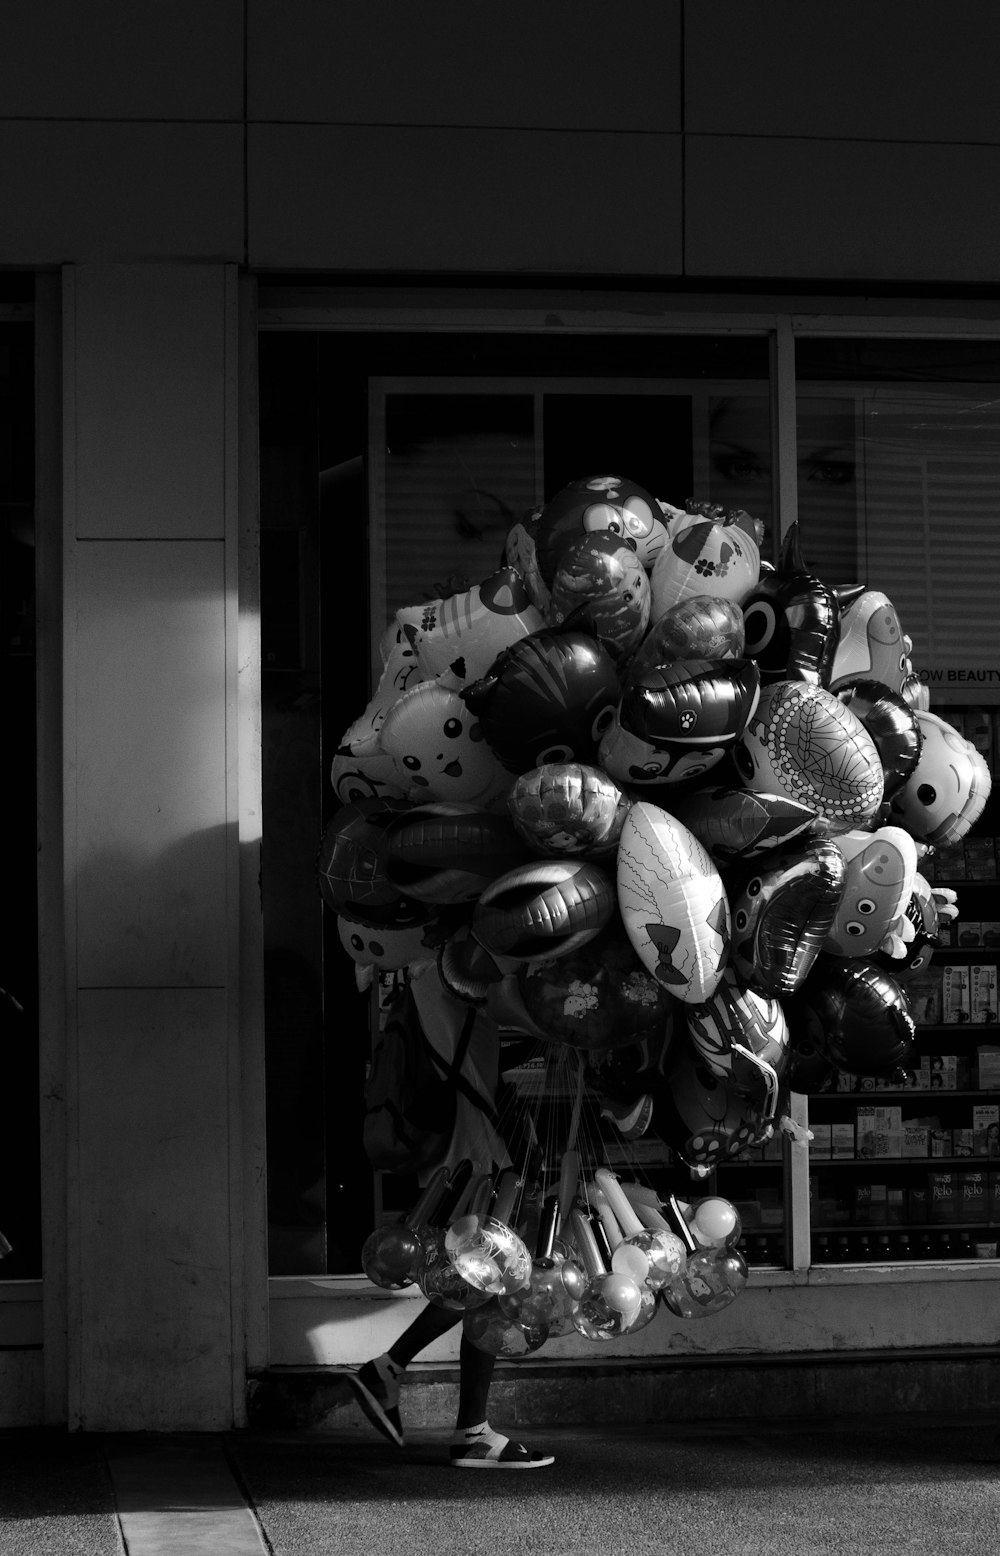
left=70, top=266, right=231, bottom=541
left=72, top=541, right=229, bottom=989
left=2, top=1, right=243, bottom=120
left=685, top=1, right=1000, bottom=144
left=0, top=124, right=244, bottom=265
left=685, top=135, right=1000, bottom=282
left=247, top=0, right=681, bottom=131
left=248, top=124, right=683, bottom=274
left=74, top=988, right=233, bottom=1430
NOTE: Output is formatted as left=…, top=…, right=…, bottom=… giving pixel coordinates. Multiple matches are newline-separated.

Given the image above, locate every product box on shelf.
left=809, top=1123, right=832, bottom=1159
left=928, top=1170, right=958, bottom=1224
left=933, top=843, right=966, bottom=881
left=988, top=1172, right=1000, bottom=1224
left=929, top=1055, right=958, bottom=1089
left=977, top=1046, right=1000, bottom=1089
left=908, top=1183, right=929, bottom=1223
left=831, top=1123, right=855, bottom=1159
left=886, top=1186, right=906, bottom=1225
left=983, top=920, right=1000, bottom=950
left=973, top=1105, right=1000, bottom=1156
left=903, top=1123, right=931, bottom=1157
left=953, top=1128, right=975, bottom=1158
left=959, top=1170, right=988, bottom=1223
left=856, top=1106, right=903, bottom=1159
left=853, top=1183, right=873, bottom=1225
left=965, top=837, right=998, bottom=881
left=972, top=964, right=998, bottom=1023
left=942, top=966, right=971, bottom=1024
left=957, top=921, right=982, bottom=948
left=907, top=973, right=943, bottom=1027
left=930, top=1127, right=953, bottom=1156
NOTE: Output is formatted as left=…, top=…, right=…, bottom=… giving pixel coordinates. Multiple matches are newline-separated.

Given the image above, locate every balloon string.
left=565, top=1049, right=586, bottom=1155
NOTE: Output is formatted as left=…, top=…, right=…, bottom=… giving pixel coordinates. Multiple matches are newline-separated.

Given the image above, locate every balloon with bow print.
left=616, top=801, right=731, bottom=1004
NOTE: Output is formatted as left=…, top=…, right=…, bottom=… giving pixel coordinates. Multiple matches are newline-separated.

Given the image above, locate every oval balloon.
left=836, top=680, right=922, bottom=802
left=685, top=966, right=790, bottom=1107
left=822, top=826, right=918, bottom=958
left=726, top=838, right=847, bottom=998
left=654, top=1038, right=777, bottom=1172
left=508, top=763, right=629, bottom=857
left=548, top=531, right=651, bottom=662
left=784, top=955, right=917, bottom=1082
left=670, top=786, right=820, bottom=865
left=472, top=859, right=616, bottom=963
left=888, top=709, right=992, bottom=845
left=617, top=801, right=731, bottom=1003
left=630, top=594, right=745, bottom=679
left=734, top=680, right=884, bottom=829
left=461, top=628, right=621, bottom=775
left=517, top=922, right=676, bottom=1051
left=318, top=798, right=432, bottom=927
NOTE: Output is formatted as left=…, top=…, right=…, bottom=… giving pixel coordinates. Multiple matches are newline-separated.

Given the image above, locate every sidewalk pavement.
left=2, top=1412, right=1000, bottom=1556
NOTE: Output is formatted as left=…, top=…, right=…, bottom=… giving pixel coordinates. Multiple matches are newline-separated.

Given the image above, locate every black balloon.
left=726, top=839, right=847, bottom=998
left=836, top=679, right=922, bottom=803
left=741, top=523, right=838, bottom=686
left=784, top=954, right=917, bottom=1082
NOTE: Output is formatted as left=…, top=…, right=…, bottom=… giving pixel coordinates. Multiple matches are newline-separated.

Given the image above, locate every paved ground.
left=2, top=1414, right=999, bottom=1555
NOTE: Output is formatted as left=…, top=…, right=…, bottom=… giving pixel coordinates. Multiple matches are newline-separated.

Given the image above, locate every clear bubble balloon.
left=611, top=1229, right=686, bottom=1291
left=662, top=1246, right=749, bottom=1320
left=361, top=1222, right=427, bottom=1290
left=689, top=1198, right=743, bottom=1249
left=464, top=1297, right=549, bottom=1358
left=417, top=1233, right=494, bottom=1313
left=447, top=1217, right=533, bottom=1298
left=572, top=1271, right=645, bottom=1340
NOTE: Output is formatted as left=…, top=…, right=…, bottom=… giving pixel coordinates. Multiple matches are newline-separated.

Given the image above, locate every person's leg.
left=348, top=1301, right=461, bottom=1447
left=449, top=1333, right=554, bottom=1470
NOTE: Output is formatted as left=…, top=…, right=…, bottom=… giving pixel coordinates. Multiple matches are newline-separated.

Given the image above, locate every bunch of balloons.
left=361, top=1154, right=747, bottom=1353
left=321, top=470, right=991, bottom=1318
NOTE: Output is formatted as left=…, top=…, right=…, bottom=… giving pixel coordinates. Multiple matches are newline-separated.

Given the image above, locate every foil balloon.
left=655, top=1039, right=777, bottom=1171
left=548, top=531, right=651, bottom=661
left=461, top=627, right=620, bottom=775
left=726, top=837, right=847, bottom=998
left=517, top=921, right=676, bottom=1051
left=504, top=516, right=550, bottom=615
left=395, top=565, right=544, bottom=683
left=630, top=594, right=745, bottom=678
left=735, top=680, right=884, bottom=830
left=827, top=587, right=912, bottom=695
left=888, top=709, right=992, bottom=845
left=378, top=675, right=512, bottom=810
left=384, top=802, right=529, bottom=904
left=741, top=522, right=839, bottom=686
left=617, top=801, right=731, bottom=1004
left=822, top=826, right=918, bottom=958
left=507, top=762, right=629, bottom=858
left=338, top=913, right=448, bottom=973
left=330, top=744, right=408, bottom=807
left=785, top=954, right=917, bottom=1082
left=336, top=621, right=423, bottom=758
left=534, top=474, right=666, bottom=583
left=317, top=797, right=432, bottom=928
left=836, top=680, right=922, bottom=804
left=685, top=966, right=790, bottom=1109
left=472, top=858, right=617, bottom=963
left=670, top=786, right=821, bottom=865
left=649, top=509, right=760, bottom=620
left=599, top=657, right=761, bottom=790
left=873, top=873, right=954, bottom=980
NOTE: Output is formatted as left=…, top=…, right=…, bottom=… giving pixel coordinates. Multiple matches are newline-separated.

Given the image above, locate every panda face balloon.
left=822, top=826, right=917, bottom=958
left=535, top=474, right=666, bottom=582
left=461, top=628, right=621, bottom=775
left=888, top=709, right=992, bottom=845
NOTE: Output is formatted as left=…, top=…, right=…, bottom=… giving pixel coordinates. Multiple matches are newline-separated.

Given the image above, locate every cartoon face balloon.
left=822, top=826, right=917, bottom=958
left=655, top=1040, right=776, bottom=1172
left=888, top=709, right=992, bottom=844
left=535, top=474, right=666, bottom=583
left=726, top=838, right=847, bottom=998
left=378, top=677, right=512, bottom=810
left=548, top=532, right=651, bottom=662
left=617, top=802, right=731, bottom=1004
left=685, top=966, right=790, bottom=1109
left=599, top=658, right=760, bottom=790
left=735, top=680, right=884, bottom=830
left=827, top=588, right=912, bottom=694
left=461, top=628, right=621, bottom=775
left=338, top=914, right=445, bottom=971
